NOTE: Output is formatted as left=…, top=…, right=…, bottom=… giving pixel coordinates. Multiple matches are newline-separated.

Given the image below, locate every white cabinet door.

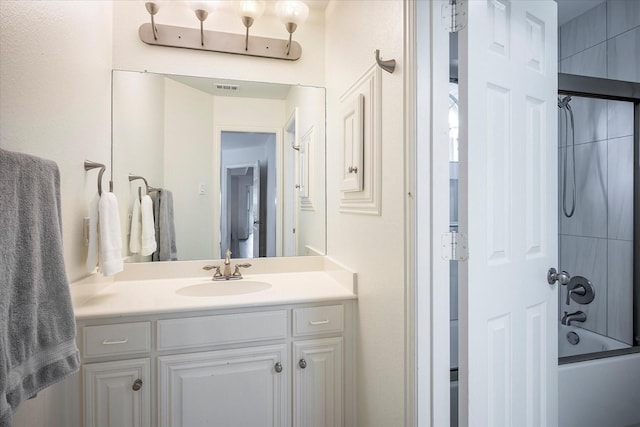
left=459, top=0, right=558, bottom=425
left=293, top=337, right=343, bottom=427
left=158, top=344, right=289, bottom=427
left=83, top=358, right=151, bottom=427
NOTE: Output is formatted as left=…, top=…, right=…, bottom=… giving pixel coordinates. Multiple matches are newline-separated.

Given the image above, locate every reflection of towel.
left=151, top=189, right=177, bottom=261
left=86, top=193, right=100, bottom=273
left=140, top=195, right=156, bottom=256
left=0, top=149, right=80, bottom=424
left=99, top=192, right=124, bottom=276
left=129, top=196, right=142, bottom=254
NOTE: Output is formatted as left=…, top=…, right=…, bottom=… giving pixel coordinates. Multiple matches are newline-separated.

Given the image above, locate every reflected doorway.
left=220, top=131, right=277, bottom=258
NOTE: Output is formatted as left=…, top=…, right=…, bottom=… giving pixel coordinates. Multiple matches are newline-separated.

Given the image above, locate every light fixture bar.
left=138, top=23, right=302, bottom=61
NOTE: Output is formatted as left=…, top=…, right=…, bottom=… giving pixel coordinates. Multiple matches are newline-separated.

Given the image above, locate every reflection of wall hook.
left=375, top=49, right=396, bottom=74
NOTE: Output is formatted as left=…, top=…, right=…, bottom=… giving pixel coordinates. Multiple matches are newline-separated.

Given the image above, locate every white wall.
left=324, top=1, right=406, bottom=425
left=0, top=1, right=113, bottom=283
left=112, top=70, right=165, bottom=263
left=163, top=78, right=216, bottom=261
left=0, top=1, right=113, bottom=424
left=112, top=1, right=325, bottom=87
left=285, top=85, right=326, bottom=255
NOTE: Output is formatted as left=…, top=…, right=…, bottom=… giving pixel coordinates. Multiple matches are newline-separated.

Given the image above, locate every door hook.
left=375, top=49, right=396, bottom=74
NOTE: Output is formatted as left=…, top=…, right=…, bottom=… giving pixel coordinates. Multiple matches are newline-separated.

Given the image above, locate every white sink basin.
left=176, top=280, right=272, bottom=297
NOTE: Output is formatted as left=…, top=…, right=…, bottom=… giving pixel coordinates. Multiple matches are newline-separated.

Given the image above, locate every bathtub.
left=450, top=321, right=640, bottom=427
left=558, top=324, right=640, bottom=427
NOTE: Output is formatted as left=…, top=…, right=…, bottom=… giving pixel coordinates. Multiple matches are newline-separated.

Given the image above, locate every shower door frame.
left=558, top=72, right=640, bottom=362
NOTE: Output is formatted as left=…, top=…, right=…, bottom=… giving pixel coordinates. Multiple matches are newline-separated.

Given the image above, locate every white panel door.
left=459, top=1, right=558, bottom=426
left=83, top=358, right=151, bottom=427
left=293, top=337, right=343, bottom=427
left=158, top=344, right=288, bottom=427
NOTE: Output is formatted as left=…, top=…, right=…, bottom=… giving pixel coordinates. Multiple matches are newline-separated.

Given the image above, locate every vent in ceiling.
left=214, top=83, right=240, bottom=92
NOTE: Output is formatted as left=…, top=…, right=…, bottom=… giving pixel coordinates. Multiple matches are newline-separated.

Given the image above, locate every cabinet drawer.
left=293, top=305, right=344, bottom=336
left=157, top=310, right=288, bottom=351
left=83, top=322, right=151, bottom=358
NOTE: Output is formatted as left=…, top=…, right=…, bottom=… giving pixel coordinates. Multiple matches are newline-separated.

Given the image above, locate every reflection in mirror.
left=220, top=131, right=275, bottom=258
left=112, top=70, right=326, bottom=262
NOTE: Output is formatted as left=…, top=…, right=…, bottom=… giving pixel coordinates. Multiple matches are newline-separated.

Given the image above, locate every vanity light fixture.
left=145, top=1, right=160, bottom=40
left=234, top=0, right=266, bottom=51
left=139, top=0, right=305, bottom=61
left=275, top=0, right=309, bottom=56
left=187, top=1, right=218, bottom=46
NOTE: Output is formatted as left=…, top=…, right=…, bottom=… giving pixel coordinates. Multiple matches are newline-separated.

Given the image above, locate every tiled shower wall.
left=560, top=0, right=640, bottom=82
left=558, top=0, right=638, bottom=345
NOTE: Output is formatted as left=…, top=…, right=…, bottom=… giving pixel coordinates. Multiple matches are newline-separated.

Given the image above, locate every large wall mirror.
left=112, top=70, right=326, bottom=262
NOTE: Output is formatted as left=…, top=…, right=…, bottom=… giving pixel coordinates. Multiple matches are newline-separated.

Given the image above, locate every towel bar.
left=84, top=160, right=110, bottom=196
left=129, top=175, right=153, bottom=201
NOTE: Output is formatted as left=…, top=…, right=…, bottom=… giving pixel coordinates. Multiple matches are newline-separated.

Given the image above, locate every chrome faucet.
left=222, top=248, right=232, bottom=278
left=562, top=310, right=586, bottom=326
left=202, top=249, right=252, bottom=281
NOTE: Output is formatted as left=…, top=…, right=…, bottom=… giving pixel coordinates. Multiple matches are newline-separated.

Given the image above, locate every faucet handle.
left=203, top=265, right=222, bottom=279
left=232, top=263, right=252, bottom=277
left=566, top=284, right=586, bottom=305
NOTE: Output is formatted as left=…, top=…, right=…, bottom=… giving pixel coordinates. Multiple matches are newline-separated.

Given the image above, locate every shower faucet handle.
left=547, top=268, right=571, bottom=285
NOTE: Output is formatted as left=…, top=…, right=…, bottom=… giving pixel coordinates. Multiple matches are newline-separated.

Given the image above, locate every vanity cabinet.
left=293, top=337, right=344, bottom=427
left=77, top=301, right=353, bottom=427
left=83, top=358, right=151, bottom=427
left=158, top=345, right=288, bottom=427
left=81, top=321, right=152, bottom=427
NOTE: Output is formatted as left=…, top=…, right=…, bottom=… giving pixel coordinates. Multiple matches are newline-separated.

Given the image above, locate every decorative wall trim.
left=299, top=126, right=315, bottom=210
left=339, top=64, right=383, bottom=215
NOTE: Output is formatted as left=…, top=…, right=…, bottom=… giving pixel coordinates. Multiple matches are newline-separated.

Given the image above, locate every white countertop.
left=72, top=257, right=357, bottom=320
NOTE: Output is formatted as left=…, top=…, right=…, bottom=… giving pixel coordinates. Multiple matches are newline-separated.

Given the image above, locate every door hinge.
left=442, top=0, right=467, bottom=33
left=441, top=231, right=468, bottom=261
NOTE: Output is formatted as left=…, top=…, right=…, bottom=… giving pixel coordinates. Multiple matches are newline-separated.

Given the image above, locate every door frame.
left=283, top=109, right=299, bottom=257
left=405, top=0, right=452, bottom=426
left=220, top=161, right=260, bottom=258
left=214, top=126, right=283, bottom=258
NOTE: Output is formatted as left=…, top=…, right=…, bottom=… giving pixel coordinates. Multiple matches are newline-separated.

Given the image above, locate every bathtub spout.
left=562, top=310, right=586, bottom=326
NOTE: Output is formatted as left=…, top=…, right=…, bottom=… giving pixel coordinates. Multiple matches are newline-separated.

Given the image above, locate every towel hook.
left=84, top=160, right=108, bottom=196
left=375, top=49, right=396, bottom=74
left=129, top=175, right=150, bottom=202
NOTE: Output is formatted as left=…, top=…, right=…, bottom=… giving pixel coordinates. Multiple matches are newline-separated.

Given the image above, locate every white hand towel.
left=85, top=194, right=100, bottom=273
left=140, top=195, right=157, bottom=256
left=129, top=196, right=142, bottom=254
left=99, top=192, right=124, bottom=276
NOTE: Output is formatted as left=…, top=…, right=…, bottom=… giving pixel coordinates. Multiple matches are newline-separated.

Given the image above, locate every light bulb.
left=186, top=0, right=218, bottom=14
left=275, top=0, right=308, bottom=55
left=275, top=1, right=309, bottom=27
left=234, top=0, right=266, bottom=20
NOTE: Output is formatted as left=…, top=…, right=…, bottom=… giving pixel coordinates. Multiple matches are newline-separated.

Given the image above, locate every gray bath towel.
left=151, top=189, right=177, bottom=261
left=0, top=149, right=80, bottom=425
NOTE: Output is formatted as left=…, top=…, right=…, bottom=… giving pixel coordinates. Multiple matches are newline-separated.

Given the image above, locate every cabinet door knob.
left=298, top=359, right=307, bottom=369
left=132, top=379, right=143, bottom=391
left=274, top=362, right=283, bottom=373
